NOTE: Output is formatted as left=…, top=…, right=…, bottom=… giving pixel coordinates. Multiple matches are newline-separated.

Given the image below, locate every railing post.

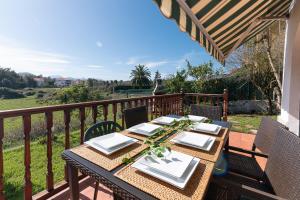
left=121, top=102, right=125, bottom=129
left=79, top=107, right=86, bottom=144
left=92, top=106, right=98, bottom=124
left=223, top=89, right=228, bottom=121
left=0, top=118, right=4, bottom=200
left=103, top=104, right=108, bottom=121
left=23, top=114, right=32, bottom=200
left=113, top=103, right=117, bottom=123
left=180, top=91, right=185, bottom=116
left=45, top=112, right=54, bottom=191
left=64, top=110, right=71, bottom=181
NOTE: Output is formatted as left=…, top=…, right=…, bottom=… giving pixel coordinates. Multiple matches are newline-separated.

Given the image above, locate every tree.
left=187, top=60, right=216, bottom=92
left=228, top=21, right=285, bottom=113
left=153, top=70, right=162, bottom=84
left=0, top=67, right=36, bottom=88
left=130, top=65, right=151, bottom=88
left=165, top=69, right=190, bottom=93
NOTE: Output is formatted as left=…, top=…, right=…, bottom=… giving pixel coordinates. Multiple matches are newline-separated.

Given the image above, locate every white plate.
left=187, top=115, right=207, bottom=122
left=128, top=123, right=162, bottom=136
left=136, top=150, right=194, bottom=178
left=171, top=132, right=216, bottom=151
left=132, top=156, right=200, bottom=189
left=89, top=133, right=134, bottom=149
left=190, top=122, right=222, bottom=135
left=85, top=135, right=138, bottom=155
left=152, top=116, right=177, bottom=125
left=172, top=131, right=210, bottom=147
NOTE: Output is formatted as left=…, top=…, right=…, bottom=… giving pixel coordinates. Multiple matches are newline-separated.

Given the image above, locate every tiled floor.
left=49, top=177, right=113, bottom=200
left=49, top=131, right=267, bottom=199
left=229, top=131, right=267, bottom=170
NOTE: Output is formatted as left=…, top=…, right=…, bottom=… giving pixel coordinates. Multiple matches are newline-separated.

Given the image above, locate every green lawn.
left=4, top=130, right=81, bottom=199
left=228, top=114, right=277, bottom=133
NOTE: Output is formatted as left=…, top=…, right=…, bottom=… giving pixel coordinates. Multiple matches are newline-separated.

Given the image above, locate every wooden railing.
left=0, top=91, right=228, bottom=200
left=184, top=89, right=228, bottom=121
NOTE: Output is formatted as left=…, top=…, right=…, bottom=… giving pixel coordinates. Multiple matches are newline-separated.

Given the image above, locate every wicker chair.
left=207, top=127, right=300, bottom=200
left=123, top=106, right=148, bottom=128
left=84, top=121, right=123, bottom=200
left=190, top=104, right=222, bottom=121
left=224, top=117, right=286, bottom=180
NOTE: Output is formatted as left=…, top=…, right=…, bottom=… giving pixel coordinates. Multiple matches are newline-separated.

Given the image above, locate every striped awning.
left=153, top=0, right=292, bottom=64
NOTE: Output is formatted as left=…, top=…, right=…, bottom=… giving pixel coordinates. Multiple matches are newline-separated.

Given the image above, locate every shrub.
left=0, top=87, right=25, bottom=99
left=24, top=91, right=36, bottom=96
left=36, top=93, right=44, bottom=98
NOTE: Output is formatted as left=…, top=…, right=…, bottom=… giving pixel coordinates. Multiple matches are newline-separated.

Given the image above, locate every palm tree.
left=153, top=70, right=162, bottom=84
left=130, top=65, right=151, bottom=88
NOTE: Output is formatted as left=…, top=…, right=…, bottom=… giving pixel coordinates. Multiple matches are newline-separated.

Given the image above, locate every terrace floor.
left=47, top=131, right=267, bottom=200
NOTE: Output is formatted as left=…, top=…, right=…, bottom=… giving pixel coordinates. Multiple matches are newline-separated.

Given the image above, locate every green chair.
left=84, top=121, right=123, bottom=200
left=84, top=120, right=123, bottom=142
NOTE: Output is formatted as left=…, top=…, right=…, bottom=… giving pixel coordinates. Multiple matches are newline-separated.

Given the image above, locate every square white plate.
left=171, top=132, right=216, bottom=151
left=90, top=133, right=134, bottom=149
left=151, top=116, right=177, bottom=125
left=187, top=115, right=207, bottom=122
left=172, top=131, right=210, bottom=147
left=166, top=115, right=185, bottom=121
left=128, top=123, right=162, bottom=136
left=190, top=122, right=221, bottom=135
left=132, top=156, right=200, bottom=189
left=85, top=134, right=138, bottom=155
left=136, top=150, right=194, bottom=179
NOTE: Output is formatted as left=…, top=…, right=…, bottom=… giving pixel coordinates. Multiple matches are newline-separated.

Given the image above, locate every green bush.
left=36, top=93, right=44, bottom=98
left=0, top=87, right=25, bottom=99
left=24, top=91, right=36, bottom=96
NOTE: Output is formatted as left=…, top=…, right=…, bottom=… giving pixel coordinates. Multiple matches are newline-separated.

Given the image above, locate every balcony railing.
left=0, top=90, right=228, bottom=200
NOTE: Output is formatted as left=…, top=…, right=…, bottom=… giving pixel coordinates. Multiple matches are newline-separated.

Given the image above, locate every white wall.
left=279, top=0, right=300, bottom=136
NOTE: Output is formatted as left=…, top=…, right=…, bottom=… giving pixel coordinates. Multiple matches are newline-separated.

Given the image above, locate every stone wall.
left=228, top=100, right=279, bottom=114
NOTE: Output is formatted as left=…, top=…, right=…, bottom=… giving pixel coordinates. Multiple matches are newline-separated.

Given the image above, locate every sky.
left=0, top=0, right=223, bottom=80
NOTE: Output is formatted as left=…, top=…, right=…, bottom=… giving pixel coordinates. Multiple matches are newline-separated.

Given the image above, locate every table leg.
left=68, top=163, right=79, bottom=200
left=224, top=137, right=229, bottom=152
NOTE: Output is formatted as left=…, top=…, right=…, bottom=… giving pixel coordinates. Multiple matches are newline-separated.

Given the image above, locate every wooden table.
left=62, top=120, right=231, bottom=200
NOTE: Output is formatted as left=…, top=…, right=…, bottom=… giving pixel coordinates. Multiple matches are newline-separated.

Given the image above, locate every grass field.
left=4, top=130, right=81, bottom=199
left=228, top=114, right=276, bottom=133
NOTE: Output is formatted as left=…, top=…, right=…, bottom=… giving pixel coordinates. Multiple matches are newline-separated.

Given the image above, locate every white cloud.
left=0, top=36, right=72, bottom=75
left=87, top=65, right=104, bottom=69
left=124, top=56, right=169, bottom=68
left=144, top=60, right=168, bottom=68
left=114, top=60, right=123, bottom=65
left=125, top=56, right=140, bottom=65
left=96, top=41, right=103, bottom=48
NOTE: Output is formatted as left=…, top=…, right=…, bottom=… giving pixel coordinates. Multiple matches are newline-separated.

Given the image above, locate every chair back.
left=190, top=104, right=222, bottom=121
left=265, top=127, right=300, bottom=199
left=84, top=121, right=123, bottom=141
left=124, top=106, right=148, bottom=128
left=254, top=117, right=286, bottom=155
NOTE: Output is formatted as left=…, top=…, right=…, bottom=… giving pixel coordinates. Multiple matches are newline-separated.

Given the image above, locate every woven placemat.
left=121, top=130, right=166, bottom=142
left=185, top=128, right=228, bottom=141
left=115, top=159, right=214, bottom=200
left=166, top=134, right=224, bottom=162
left=71, top=142, right=147, bottom=171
